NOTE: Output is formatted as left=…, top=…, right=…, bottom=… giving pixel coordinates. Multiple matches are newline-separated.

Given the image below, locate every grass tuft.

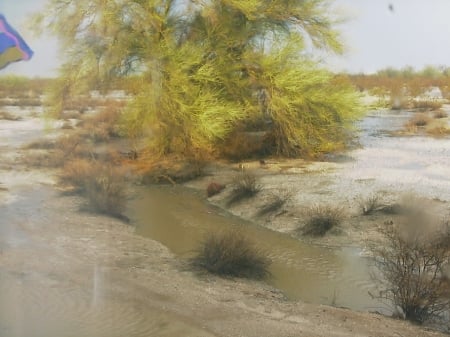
left=226, top=170, right=262, bottom=206
left=359, top=194, right=382, bottom=215
left=257, top=191, right=292, bottom=217
left=192, top=230, right=270, bottom=279
left=301, top=205, right=344, bottom=237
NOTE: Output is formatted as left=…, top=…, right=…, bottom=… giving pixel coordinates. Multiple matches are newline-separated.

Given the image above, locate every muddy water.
left=126, top=108, right=450, bottom=312
left=126, top=186, right=380, bottom=312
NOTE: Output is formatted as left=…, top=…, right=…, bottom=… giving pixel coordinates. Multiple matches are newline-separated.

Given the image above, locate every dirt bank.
left=0, top=108, right=447, bottom=336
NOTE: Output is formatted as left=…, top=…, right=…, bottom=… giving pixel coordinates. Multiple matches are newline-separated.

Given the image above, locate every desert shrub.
left=24, top=139, right=55, bottom=150
left=370, top=221, right=450, bottom=324
left=412, top=100, right=443, bottom=111
left=60, top=160, right=127, bottom=217
left=359, top=194, right=382, bottom=215
left=192, top=230, right=270, bottom=279
left=220, top=131, right=268, bottom=161
left=433, top=110, right=448, bottom=119
left=84, top=165, right=127, bottom=217
left=80, top=107, right=122, bottom=142
left=226, top=170, right=262, bottom=206
left=407, top=113, right=432, bottom=127
left=0, top=111, right=21, bottom=121
left=206, top=182, right=226, bottom=197
left=257, top=191, right=292, bottom=217
left=138, top=155, right=206, bottom=184
left=427, top=126, right=450, bottom=137
left=60, top=158, right=94, bottom=191
left=301, top=205, right=343, bottom=236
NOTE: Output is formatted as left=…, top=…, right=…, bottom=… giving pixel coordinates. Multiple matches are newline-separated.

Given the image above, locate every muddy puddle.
left=126, top=185, right=380, bottom=312
left=126, top=108, right=450, bottom=312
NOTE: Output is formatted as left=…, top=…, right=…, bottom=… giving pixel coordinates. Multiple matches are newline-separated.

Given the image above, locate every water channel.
left=126, top=108, right=450, bottom=313
left=126, top=185, right=380, bottom=312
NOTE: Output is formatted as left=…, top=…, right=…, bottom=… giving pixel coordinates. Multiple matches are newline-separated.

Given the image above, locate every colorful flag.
left=0, top=14, right=33, bottom=70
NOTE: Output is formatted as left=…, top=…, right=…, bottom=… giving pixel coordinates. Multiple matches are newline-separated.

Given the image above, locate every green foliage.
left=35, top=0, right=361, bottom=159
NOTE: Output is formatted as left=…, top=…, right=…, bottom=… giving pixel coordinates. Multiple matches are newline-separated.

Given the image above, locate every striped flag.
left=0, top=14, right=33, bottom=70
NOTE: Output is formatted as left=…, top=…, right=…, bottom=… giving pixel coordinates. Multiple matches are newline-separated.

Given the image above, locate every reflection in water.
left=0, top=269, right=214, bottom=337
left=0, top=189, right=214, bottom=337
left=127, top=186, right=381, bottom=312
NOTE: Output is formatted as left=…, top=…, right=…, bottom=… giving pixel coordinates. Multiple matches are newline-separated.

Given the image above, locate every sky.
left=1, top=0, right=450, bottom=77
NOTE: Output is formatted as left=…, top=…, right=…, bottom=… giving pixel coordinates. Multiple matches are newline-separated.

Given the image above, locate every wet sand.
left=0, top=106, right=448, bottom=336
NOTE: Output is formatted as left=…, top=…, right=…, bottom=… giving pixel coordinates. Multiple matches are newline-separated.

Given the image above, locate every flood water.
left=126, top=108, right=450, bottom=313
left=126, top=185, right=380, bottom=312
left=0, top=107, right=449, bottom=335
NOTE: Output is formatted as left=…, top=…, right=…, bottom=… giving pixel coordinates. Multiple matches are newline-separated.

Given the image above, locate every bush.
left=301, top=205, right=343, bottom=236
left=257, top=191, right=292, bottom=217
left=60, top=159, right=94, bottom=192
left=408, top=113, right=432, bottom=127
left=359, top=194, right=382, bottom=215
left=60, top=160, right=127, bottom=217
left=433, top=110, right=448, bottom=119
left=412, top=100, right=443, bottom=111
left=192, top=230, right=270, bottom=279
left=226, top=170, right=262, bottom=206
left=84, top=165, right=127, bottom=217
left=427, top=126, right=450, bottom=137
left=370, top=221, right=450, bottom=324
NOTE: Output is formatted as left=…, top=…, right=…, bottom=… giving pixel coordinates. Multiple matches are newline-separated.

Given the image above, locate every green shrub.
left=301, top=205, right=343, bottom=236
left=192, top=230, right=270, bottom=279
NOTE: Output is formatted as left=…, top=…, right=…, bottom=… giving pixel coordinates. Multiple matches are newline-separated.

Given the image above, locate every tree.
left=34, top=0, right=361, bottom=159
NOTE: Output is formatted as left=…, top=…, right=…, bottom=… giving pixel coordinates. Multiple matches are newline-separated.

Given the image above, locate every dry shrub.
left=60, top=159, right=94, bottom=191
left=359, top=194, right=382, bottom=215
left=55, top=133, right=94, bottom=159
left=433, top=110, right=448, bottom=119
left=24, top=139, right=55, bottom=150
left=257, top=191, right=292, bottom=217
left=0, top=111, right=21, bottom=121
left=192, top=230, right=270, bottom=279
left=427, top=126, right=450, bottom=137
left=80, top=105, right=122, bottom=142
left=84, top=165, right=127, bottom=217
left=137, top=155, right=206, bottom=184
left=408, top=113, right=432, bottom=127
left=301, top=205, right=344, bottom=236
left=221, top=131, right=268, bottom=161
left=227, top=170, right=262, bottom=206
left=206, top=182, right=225, bottom=197
left=60, top=160, right=127, bottom=217
left=412, top=100, right=443, bottom=111
left=370, top=221, right=450, bottom=324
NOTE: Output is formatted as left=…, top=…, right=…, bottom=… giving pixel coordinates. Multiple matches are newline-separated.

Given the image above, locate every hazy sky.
left=1, top=0, right=450, bottom=77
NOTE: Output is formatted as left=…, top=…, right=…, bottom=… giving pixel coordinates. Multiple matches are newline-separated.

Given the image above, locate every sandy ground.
left=0, top=108, right=448, bottom=336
